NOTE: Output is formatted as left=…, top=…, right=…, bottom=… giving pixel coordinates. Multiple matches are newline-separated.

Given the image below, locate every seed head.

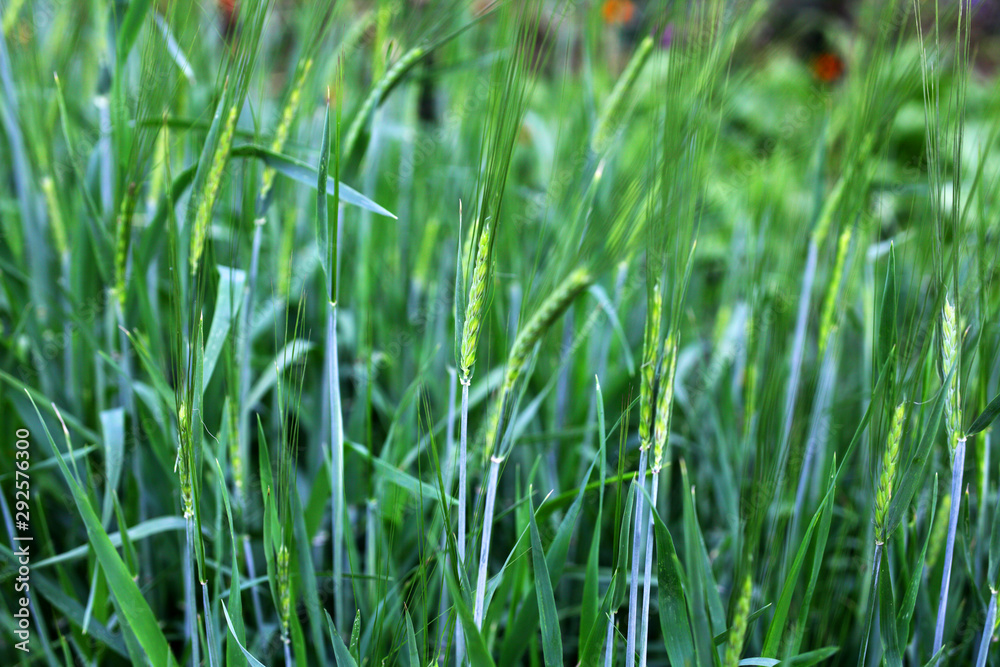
left=941, top=298, right=962, bottom=450
left=639, top=283, right=662, bottom=451
left=724, top=564, right=753, bottom=667
left=819, top=226, right=851, bottom=352
left=191, top=104, right=239, bottom=276
left=460, top=222, right=492, bottom=382
left=503, top=267, right=592, bottom=393
left=652, top=334, right=678, bottom=472
left=277, top=543, right=291, bottom=638
left=874, top=401, right=905, bottom=544
left=261, top=58, right=313, bottom=202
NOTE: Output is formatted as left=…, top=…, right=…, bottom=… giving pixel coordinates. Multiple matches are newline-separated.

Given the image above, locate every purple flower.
left=660, top=23, right=674, bottom=49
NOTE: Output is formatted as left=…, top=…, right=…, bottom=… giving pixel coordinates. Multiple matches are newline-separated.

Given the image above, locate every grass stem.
left=638, top=471, right=659, bottom=667
left=976, top=589, right=997, bottom=667
left=934, top=437, right=966, bottom=654
left=625, top=447, right=648, bottom=667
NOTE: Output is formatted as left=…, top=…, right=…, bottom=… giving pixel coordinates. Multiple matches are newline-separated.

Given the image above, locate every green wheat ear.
left=277, top=543, right=291, bottom=639
left=725, top=561, right=753, bottom=667
left=174, top=401, right=194, bottom=519
left=819, top=225, right=852, bottom=353
left=484, top=267, right=594, bottom=460
left=260, top=57, right=314, bottom=203
left=503, top=267, right=593, bottom=394
left=639, top=282, right=663, bottom=452
left=460, top=221, right=492, bottom=383
left=942, top=297, right=962, bottom=450
left=113, top=184, right=138, bottom=307
left=652, top=333, right=678, bottom=473
left=874, top=401, right=905, bottom=544
left=40, top=176, right=68, bottom=258
left=190, top=103, right=239, bottom=277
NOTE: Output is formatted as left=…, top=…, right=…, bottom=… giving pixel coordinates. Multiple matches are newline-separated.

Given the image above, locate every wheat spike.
left=503, top=267, right=592, bottom=393
left=191, top=104, right=238, bottom=276
left=874, top=401, right=905, bottom=543
left=639, top=283, right=663, bottom=451
left=652, top=334, right=678, bottom=472
left=724, top=564, right=753, bottom=667
left=819, top=226, right=851, bottom=352
left=261, top=58, right=314, bottom=202
left=460, top=221, right=492, bottom=382
left=942, top=297, right=962, bottom=450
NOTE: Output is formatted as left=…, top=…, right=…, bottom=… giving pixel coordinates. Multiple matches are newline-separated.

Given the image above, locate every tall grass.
left=5, top=1, right=1000, bottom=666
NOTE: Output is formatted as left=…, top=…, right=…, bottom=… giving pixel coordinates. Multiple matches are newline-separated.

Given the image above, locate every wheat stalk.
left=626, top=281, right=663, bottom=667
left=637, top=334, right=677, bottom=667
left=473, top=267, right=594, bottom=630
left=454, top=217, right=493, bottom=664
left=934, top=296, right=966, bottom=655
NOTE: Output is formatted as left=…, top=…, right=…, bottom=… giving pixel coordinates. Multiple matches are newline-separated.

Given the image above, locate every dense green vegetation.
left=2, top=0, right=1000, bottom=665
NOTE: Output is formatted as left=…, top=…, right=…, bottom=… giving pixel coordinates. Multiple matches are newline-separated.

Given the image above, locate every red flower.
left=811, top=52, right=845, bottom=83
left=602, top=0, right=635, bottom=25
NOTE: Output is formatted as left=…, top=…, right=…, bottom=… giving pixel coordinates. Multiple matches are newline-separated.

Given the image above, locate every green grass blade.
left=325, top=610, right=359, bottom=667
left=877, top=242, right=897, bottom=380
left=878, top=547, right=902, bottom=667
left=221, top=602, right=267, bottom=667
left=444, top=567, right=497, bottom=667
left=405, top=609, right=421, bottom=667
left=291, top=485, right=329, bottom=664
left=115, top=0, right=153, bottom=65
left=98, top=407, right=125, bottom=525
left=528, top=493, right=564, bottom=667
left=644, top=486, right=697, bottom=667
left=897, top=477, right=938, bottom=638
left=28, top=398, right=178, bottom=667
left=967, top=391, right=1000, bottom=437
left=228, top=144, right=396, bottom=219
left=316, top=97, right=332, bottom=285
left=203, top=267, right=247, bottom=392
left=34, top=516, right=191, bottom=568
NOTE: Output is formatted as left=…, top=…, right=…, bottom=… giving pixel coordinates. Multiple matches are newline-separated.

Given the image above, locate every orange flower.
left=602, top=0, right=635, bottom=25
left=811, top=52, right=845, bottom=83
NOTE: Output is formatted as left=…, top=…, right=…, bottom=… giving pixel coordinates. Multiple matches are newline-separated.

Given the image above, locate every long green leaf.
left=878, top=548, right=902, bottom=667
left=229, top=144, right=396, bottom=219
left=30, top=398, right=178, bottom=667
left=897, top=477, right=938, bottom=638
left=203, top=267, right=246, bottom=392
left=316, top=98, right=332, bottom=286
left=116, top=0, right=154, bottom=64
left=647, top=487, right=696, bottom=667
left=325, top=611, right=359, bottom=667
left=98, top=407, right=125, bottom=525
left=968, top=391, right=1000, bottom=437
left=877, top=242, right=897, bottom=380
left=34, top=517, right=192, bottom=568
left=529, top=493, right=564, bottom=667
left=444, top=568, right=497, bottom=667
left=345, top=440, right=457, bottom=504
left=222, top=602, right=268, bottom=667
left=404, top=610, right=421, bottom=667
